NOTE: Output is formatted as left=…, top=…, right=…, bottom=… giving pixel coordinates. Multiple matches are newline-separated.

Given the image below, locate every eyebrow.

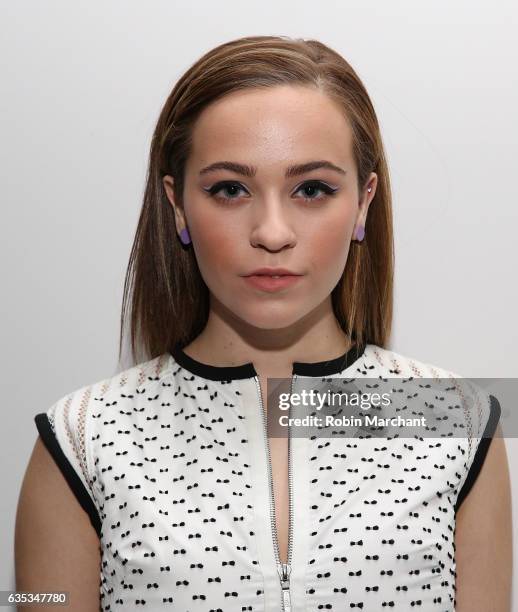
left=199, top=160, right=347, bottom=178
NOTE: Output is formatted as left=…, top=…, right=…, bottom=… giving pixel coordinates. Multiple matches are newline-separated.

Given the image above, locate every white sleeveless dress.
left=34, top=342, right=500, bottom=611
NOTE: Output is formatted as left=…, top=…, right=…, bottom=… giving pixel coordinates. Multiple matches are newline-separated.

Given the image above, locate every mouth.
left=252, top=274, right=292, bottom=278
left=243, top=267, right=302, bottom=277
left=242, top=273, right=303, bottom=292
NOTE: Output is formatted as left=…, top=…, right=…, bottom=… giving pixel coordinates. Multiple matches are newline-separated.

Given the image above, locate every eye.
left=294, top=180, right=338, bottom=202
left=204, top=181, right=248, bottom=203
left=204, top=179, right=338, bottom=205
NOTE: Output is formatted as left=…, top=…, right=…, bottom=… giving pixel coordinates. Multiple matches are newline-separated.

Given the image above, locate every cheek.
left=188, top=207, right=240, bottom=278
left=306, top=210, right=353, bottom=272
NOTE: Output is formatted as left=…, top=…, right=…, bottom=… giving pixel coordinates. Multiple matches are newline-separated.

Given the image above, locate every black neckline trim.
left=170, top=341, right=367, bottom=381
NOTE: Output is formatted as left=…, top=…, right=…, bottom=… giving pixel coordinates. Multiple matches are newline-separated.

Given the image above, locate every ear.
left=162, top=175, right=188, bottom=237
left=353, top=172, right=378, bottom=239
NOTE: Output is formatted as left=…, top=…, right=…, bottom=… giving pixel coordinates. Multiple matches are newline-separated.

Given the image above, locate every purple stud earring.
left=355, top=224, right=365, bottom=241
left=179, top=227, right=191, bottom=245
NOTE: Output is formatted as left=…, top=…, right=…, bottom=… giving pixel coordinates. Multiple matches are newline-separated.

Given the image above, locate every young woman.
left=16, top=35, right=512, bottom=611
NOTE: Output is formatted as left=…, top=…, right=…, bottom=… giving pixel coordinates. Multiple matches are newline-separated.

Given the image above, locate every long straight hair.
left=118, top=35, right=394, bottom=366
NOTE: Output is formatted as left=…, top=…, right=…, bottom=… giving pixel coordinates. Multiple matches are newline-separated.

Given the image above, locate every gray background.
left=2, top=0, right=517, bottom=605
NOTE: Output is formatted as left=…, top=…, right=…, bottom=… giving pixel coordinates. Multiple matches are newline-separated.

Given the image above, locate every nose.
left=249, top=195, right=297, bottom=252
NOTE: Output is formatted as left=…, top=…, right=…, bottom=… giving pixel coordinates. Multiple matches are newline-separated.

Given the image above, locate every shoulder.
left=36, top=352, right=173, bottom=428
left=33, top=352, right=174, bottom=536
left=365, top=343, right=461, bottom=378
left=366, top=343, right=500, bottom=429
left=365, top=343, right=502, bottom=511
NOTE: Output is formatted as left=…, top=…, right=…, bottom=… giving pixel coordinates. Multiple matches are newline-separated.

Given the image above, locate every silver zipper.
left=254, top=373, right=296, bottom=612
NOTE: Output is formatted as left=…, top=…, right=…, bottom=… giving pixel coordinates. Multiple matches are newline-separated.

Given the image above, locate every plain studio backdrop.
left=1, top=0, right=516, bottom=605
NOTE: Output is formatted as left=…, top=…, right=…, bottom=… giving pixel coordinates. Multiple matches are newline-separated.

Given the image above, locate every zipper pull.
left=277, top=562, right=292, bottom=612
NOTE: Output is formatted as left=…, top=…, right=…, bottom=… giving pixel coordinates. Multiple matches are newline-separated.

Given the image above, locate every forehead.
left=188, top=85, right=354, bottom=170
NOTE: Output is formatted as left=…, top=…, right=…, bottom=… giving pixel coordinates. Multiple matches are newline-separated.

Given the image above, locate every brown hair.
left=118, top=35, right=394, bottom=366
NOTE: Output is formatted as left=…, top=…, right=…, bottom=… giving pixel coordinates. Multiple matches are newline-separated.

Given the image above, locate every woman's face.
left=163, top=84, right=376, bottom=331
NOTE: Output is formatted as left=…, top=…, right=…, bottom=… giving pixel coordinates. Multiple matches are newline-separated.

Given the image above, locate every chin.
left=233, top=304, right=309, bottom=331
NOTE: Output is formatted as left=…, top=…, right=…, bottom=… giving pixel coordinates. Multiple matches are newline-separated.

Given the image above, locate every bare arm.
left=454, top=423, right=513, bottom=611
left=15, top=437, right=101, bottom=611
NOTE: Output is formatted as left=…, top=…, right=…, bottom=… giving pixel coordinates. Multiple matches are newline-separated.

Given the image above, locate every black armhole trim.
left=454, top=394, right=501, bottom=513
left=34, top=413, right=102, bottom=538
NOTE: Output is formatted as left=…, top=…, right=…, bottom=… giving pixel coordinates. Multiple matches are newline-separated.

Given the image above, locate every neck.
left=182, top=298, right=354, bottom=376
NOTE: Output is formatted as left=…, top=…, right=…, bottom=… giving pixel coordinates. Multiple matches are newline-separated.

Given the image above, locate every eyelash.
left=204, top=180, right=339, bottom=204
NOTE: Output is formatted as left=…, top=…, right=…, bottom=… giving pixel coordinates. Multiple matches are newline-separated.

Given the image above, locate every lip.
left=243, top=267, right=301, bottom=277
left=242, top=274, right=303, bottom=292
